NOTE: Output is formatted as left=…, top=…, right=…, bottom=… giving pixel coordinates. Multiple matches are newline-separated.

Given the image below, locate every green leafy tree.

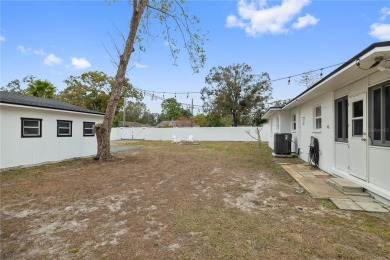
left=1, top=76, right=56, bottom=98
left=95, top=0, right=207, bottom=160
left=59, top=71, right=139, bottom=113
left=1, top=79, right=25, bottom=94
left=119, top=100, right=157, bottom=125
left=252, top=108, right=268, bottom=126
left=26, top=79, right=57, bottom=99
left=160, top=98, right=192, bottom=121
left=201, top=63, right=272, bottom=127
left=297, top=71, right=320, bottom=89
left=194, top=114, right=207, bottom=127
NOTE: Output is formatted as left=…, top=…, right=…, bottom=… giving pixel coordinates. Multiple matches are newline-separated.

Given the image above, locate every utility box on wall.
left=274, top=133, right=292, bottom=155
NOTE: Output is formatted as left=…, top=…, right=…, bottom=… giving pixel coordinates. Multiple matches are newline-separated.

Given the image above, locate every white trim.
left=0, top=103, right=105, bottom=117
left=313, top=105, right=322, bottom=131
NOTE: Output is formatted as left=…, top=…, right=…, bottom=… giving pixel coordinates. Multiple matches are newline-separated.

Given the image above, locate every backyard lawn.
left=1, top=141, right=389, bottom=259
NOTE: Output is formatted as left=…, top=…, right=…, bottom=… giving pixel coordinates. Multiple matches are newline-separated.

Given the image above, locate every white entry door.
left=349, top=93, right=367, bottom=180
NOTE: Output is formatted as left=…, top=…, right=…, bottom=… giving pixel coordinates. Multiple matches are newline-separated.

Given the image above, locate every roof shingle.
left=0, top=91, right=105, bottom=115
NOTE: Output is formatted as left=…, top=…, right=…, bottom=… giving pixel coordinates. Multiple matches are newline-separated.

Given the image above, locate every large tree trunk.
left=232, top=112, right=238, bottom=127
left=95, top=0, right=148, bottom=160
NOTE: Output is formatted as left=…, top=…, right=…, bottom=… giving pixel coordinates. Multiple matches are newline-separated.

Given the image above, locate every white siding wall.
left=279, top=111, right=291, bottom=133
left=293, top=91, right=335, bottom=172
left=0, top=104, right=103, bottom=169
left=110, top=125, right=270, bottom=142
left=368, top=147, right=390, bottom=191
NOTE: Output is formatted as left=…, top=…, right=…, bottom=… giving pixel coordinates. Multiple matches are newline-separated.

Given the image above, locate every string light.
left=126, top=61, right=347, bottom=113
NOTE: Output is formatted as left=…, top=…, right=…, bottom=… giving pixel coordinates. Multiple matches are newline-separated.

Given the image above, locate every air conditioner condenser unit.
left=274, top=133, right=292, bottom=155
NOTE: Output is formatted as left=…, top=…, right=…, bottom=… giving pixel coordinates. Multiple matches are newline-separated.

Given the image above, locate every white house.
left=263, top=41, right=390, bottom=202
left=0, top=91, right=104, bottom=169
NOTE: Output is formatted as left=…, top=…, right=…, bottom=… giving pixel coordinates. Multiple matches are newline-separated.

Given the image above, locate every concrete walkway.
left=111, top=145, right=142, bottom=153
left=281, top=164, right=388, bottom=213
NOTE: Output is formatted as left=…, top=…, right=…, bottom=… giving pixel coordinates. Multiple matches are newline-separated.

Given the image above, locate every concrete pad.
left=348, top=195, right=376, bottom=202
left=301, top=178, right=348, bottom=199
left=111, top=146, right=142, bottom=153
left=281, top=165, right=348, bottom=199
left=331, top=178, right=362, bottom=189
left=272, top=153, right=295, bottom=158
left=355, top=201, right=389, bottom=213
left=330, top=199, right=363, bottom=211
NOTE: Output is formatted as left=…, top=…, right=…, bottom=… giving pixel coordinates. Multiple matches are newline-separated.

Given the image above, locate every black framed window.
left=57, top=120, right=72, bottom=137
left=369, top=80, right=390, bottom=146
left=83, top=122, right=95, bottom=136
left=21, top=118, right=42, bottom=138
left=335, top=96, right=348, bottom=142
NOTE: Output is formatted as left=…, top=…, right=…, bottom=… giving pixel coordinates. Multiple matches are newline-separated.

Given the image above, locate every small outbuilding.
left=0, top=91, right=104, bottom=169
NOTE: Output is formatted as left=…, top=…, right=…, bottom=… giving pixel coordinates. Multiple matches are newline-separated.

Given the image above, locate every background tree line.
left=2, top=62, right=319, bottom=128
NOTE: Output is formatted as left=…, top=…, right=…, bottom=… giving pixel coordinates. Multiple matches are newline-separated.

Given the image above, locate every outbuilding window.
left=83, top=122, right=95, bottom=136
left=314, top=106, right=322, bottom=130
left=335, top=96, right=348, bottom=142
left=21, top=118, right=42, bottom=138
left=369, top=80, right=390, bottom=147
left=57, top=120, right=72, bottom=137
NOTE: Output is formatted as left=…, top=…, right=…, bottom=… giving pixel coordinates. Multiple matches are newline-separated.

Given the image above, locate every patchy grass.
left=1, top=141, right=389, bottom=259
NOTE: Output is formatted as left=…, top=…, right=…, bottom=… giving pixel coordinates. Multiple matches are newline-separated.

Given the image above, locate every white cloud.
left=33, top=49, right=46, bottom=55
left=134, top=62, right=148, bottom=69
left=17, top=45, right=31, bottom=53
left=71, top=57, right=91, bottom=69
left=380, top=7, right=390, bottom=20
left=369, top=7, right=390, bottom=40
left=0, top=35, right=5, bottom=42
left=369, top=23, right=390, bottom=40
left=293, top=14, right=319, bottom=29
left=226, top=0, right=317, bottom=36
left=44, top=53, right=62, bottom=66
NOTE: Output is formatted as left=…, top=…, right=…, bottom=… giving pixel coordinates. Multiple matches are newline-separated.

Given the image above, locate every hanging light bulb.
left=288, top=77, right=291, bottom=85
left=163, top=92, right=165, bottom=99
left=187, top=93, right=189, bottom=98
left=320, top=68, right=323, bottom=79
left=175, top=93, right=176, bottom=98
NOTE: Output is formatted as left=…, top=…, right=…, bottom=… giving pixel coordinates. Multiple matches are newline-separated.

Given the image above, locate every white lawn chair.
left=172, top=135, right=181, bottom=143
left=187, top=135, right=194, bottom=142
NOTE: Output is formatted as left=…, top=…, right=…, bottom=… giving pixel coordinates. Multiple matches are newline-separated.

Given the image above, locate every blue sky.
left=1, top=0, right=390, bottom=114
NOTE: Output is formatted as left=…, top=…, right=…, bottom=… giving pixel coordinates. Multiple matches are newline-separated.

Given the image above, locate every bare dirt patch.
left=1, top=141, right=389, bottom=259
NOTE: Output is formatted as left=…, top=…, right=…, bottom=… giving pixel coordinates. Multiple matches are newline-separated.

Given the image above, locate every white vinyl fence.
left=110, top=124, right=270, bottom=142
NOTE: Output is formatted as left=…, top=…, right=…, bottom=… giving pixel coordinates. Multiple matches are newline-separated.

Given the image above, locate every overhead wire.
left=127, top=61, right=347, bottom=112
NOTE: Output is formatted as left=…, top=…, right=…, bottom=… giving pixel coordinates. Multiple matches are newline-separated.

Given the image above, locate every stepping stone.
left=347, top=195, right=376, bottom=202
left=355, top=201, right=389, bottom=213
left=326, top=178, right=364, bottom=194
left=330, top=198, right=363, bottom=211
